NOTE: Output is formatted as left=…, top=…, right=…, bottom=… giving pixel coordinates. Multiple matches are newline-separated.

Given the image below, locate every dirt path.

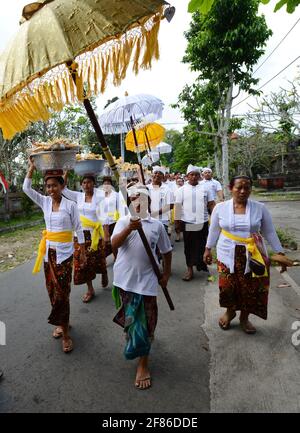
left=0, top=224, right=44, bottom=272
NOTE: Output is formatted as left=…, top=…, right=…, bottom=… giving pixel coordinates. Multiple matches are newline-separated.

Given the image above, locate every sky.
left=0, top=0, right=300, bottom=132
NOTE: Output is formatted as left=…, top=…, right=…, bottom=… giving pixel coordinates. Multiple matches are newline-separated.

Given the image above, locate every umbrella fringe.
left=0, top=10, right=163, bottom=140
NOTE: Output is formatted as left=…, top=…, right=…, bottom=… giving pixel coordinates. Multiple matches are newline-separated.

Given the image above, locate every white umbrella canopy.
left=156, top=141, right=172, bottom=154
left=99, top=93, right=164, bottom=134
left=142, top=151, right=160, bottom=166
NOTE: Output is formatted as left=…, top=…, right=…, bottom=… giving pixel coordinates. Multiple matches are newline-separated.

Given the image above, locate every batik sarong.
left=44, top=248, right=73, bottom=326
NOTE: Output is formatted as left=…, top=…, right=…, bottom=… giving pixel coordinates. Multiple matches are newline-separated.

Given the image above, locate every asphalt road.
left=0, top=243, right=210, bottom=413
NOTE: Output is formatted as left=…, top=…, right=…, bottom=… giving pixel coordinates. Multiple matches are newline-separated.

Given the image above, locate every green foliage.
left=20, top=193, right=34, bottom=216
left=170, top=125, right=214, bottom=173
left=189, top=0, right=300, bottom=14
left=263, top=0, right=300, bottom=12
left=188, top=0, right=215, bottom=13
left=0, top=210, right=43, bottom=229
left=276, top=227, right=298, bottom=249
left=174, top=80, right=220, bottom=128
left=184, top=2, right=272, bottom=94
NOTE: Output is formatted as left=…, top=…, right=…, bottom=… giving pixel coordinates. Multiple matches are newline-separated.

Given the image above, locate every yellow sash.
left=221, top=229, right=268, bottom=277
left=80, top=215, right=104, bottom=251
left=170, top=208, right=175, bottom=224
left=33, top=230, right=73, bottom=274
left=108, top=210, right=120, bottom=222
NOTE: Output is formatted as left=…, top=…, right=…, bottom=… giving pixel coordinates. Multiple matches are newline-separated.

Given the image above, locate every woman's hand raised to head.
left=26, top=156, right=36, bottom=178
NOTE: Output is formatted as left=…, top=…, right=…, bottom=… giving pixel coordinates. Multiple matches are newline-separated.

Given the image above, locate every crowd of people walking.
left=19, top=159, right=292, bottom=390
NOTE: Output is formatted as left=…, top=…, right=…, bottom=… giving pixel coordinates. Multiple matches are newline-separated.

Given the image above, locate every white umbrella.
left=156, top=141, right=172, bottom=154
left=99, top=93, right=164, bottom=181
left=142, top=151, right=160, bottom=167
left=99, top=93, right=164, bottom=134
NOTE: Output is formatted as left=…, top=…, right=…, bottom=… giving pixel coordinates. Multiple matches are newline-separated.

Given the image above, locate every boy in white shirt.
left=111, top=184, right=172, bottom=390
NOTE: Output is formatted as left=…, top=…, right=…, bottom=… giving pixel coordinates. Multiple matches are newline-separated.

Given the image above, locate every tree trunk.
left=214, top=136, right=221, bottom=179
left=221, top=73, right=234, bottom=198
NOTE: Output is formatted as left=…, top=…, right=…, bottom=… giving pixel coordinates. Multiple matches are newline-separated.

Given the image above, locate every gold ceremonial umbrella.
left=125, top=122, right=165, bottom=153
left=0, top=0, right=169, bottom=141
left=0, top=0, right=175, bottom=310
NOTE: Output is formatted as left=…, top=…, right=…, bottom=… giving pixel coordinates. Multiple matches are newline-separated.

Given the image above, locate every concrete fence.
left=0, top=192, right=39, bottom=220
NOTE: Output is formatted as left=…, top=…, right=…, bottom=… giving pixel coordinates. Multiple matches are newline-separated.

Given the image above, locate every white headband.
left=127, top=183, right=150, bottom=198
left=186, top=164, right=200, bottom=175
left=153, top=166, right=166, bottom=175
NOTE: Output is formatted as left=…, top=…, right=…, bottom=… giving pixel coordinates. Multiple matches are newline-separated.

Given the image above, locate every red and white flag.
left=0, top=172, right=8, bottom=194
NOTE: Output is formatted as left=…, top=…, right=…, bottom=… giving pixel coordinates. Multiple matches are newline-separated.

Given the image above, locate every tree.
left=229, top=131, right=282, bottom=177
left=175, top=79, right=237, bottom=178
left=188, top=0, right=300, bottom=14
left=0, top=130, right=30, bottom=188
left=181, top=0, right=272, bottom=195
left=243, top=83, right=300, bottom=142
left=167, top=125, right=214, bottom=173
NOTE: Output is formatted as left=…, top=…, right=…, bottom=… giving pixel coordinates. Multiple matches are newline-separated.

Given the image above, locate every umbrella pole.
left=120, top=133, right=125, bottom=162
left=129, top=116, right=146, bottom=185
left=82, top=98, right=174, bottom=311
left=144, top=131, right=152, bottom=155
left=144, top=130, right=154, bottom=163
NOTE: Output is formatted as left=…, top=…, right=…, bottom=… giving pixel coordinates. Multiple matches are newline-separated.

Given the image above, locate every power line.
left=253, top=16, right=300, bottom=75
left=232, top=55, right=300, bottom=109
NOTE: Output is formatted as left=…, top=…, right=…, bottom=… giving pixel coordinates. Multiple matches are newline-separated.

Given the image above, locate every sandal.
left=62, top=337, right=73, bottom=353
left=135, top=377, right=152, bottom=390
left=82, top=291, right=95, bottom=303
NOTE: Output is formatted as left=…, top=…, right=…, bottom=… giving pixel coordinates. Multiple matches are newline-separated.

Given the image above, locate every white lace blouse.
left=206, top=198, right=284, bottom=273
left=23, top=178, right=84, bottom=264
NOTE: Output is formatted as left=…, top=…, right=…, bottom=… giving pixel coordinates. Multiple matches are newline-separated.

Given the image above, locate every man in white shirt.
left=175, top=165, right=215, bottom=281
left=200, top=167, right=224, bottom=202
left=148, top=166, right=174, bottom=232
left=164, top=172, right=177, bottom=194
left=111, top=183, right=172, bottom=390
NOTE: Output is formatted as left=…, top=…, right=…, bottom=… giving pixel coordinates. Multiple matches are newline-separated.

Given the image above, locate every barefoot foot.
left=219, top=310, right=236, bottom=330
left=135, top=362, right=151, bottom=390
left=240, top=319, right=256, bottom=334
left=82, top=290, right=95, bottom=303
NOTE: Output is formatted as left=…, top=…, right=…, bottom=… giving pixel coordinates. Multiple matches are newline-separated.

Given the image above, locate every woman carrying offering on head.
left=23, top=159, right=86, bottom=353
left=63, top=172, right=108, bottom=303
left=204, top=175, right=292, bottom=334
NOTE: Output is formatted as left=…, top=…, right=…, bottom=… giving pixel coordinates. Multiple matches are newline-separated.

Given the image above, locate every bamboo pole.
left=67, top=64, right=174, bottom=310
left=130, top=116, right=146, bottom=185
